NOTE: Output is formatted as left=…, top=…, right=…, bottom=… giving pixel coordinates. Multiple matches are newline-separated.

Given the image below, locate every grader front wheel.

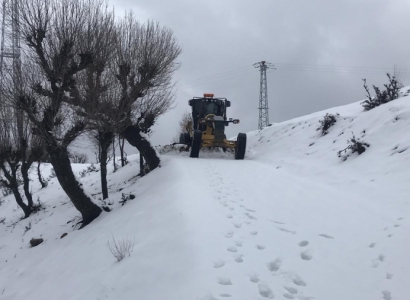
left=235, top=133, right=246, bottom=160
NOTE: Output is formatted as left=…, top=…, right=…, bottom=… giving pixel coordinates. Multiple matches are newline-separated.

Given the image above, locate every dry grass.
left=107, top=236, right=135, bottom=262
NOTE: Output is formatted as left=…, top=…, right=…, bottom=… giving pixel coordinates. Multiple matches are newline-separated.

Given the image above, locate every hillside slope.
left=1, top=88, right=410, bottom=300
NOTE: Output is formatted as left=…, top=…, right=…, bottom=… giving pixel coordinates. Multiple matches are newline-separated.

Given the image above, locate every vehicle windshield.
left=204, top=101, right=220, bottom=115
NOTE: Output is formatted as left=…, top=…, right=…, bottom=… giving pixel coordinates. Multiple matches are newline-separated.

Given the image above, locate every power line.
left=174, top=62, right=409, bottom=89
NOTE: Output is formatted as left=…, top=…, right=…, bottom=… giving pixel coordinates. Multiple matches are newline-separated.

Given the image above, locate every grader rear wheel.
left=190, top=130, right=202, bottom=158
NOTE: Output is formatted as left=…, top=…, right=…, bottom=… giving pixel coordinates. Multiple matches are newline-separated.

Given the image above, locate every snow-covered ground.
left=1, top=88, right=410, bottom=300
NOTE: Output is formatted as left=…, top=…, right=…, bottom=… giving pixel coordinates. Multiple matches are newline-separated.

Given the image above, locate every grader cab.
left=179, top=93, right=246, bottom=159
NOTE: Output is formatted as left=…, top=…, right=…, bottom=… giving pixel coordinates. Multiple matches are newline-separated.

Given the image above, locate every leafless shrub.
left=69, top=151, right=88, bottom=163
left=361, top=74, right=401, bottom=111
left=107, top=236, right=135, bottom=262
left=337, top=133, right=370, bottom=161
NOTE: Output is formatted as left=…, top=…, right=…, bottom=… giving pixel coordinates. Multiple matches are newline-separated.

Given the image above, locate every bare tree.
left=112, top=15, right=181, bottom=171
left=176, top=111, right=191, bottom=138
left=12, top=0, right=116, bottom=227
left=0, top=102, right=42, bottom=218
left=67, top=12, right=180, bottom=195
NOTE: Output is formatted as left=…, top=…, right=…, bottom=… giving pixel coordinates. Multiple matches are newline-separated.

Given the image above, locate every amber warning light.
left=204, top=93, right=214, bottom=98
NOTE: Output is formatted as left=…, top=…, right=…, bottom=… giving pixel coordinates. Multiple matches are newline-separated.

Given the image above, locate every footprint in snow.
left=213, top=260, right=225, bottom=268
left=256, top=244, right=265, bottom=250
left=278, top=227, right=296, bottom=234
left=219, top=294, right=231, bottom=298
left=300, top=250, right=313, bottom=261
left=267, top=258, right=282, bottom=272
left=234, top=254, right=243, bottom=263
left=225, top=231, right=234, bottom=238
left=394, top=224, right=400, bottom=227
left=318, top=234, right=334, bottom=239
left=283, top=286, right=298, bottom=294
left=244, top=212, right=257, bottom=220
left=283, top=294, right=295, bottom=299
left=292, top=276, right=307, bottom=286
left=258, top=283, right=274, bottom=298
left=271, top=220, right=286, bottom=225
left=298, top=241, right=309, bottom=247
left=217, top=277, right=232, bottom=285
left=249, top=273, right=259, bottom=283
left=382, top=290, right=392, bottom=300
left=235, top=241, right=243, bottom=247
left=369, top=242, right=376, bottom=248
left=245, top=208, right=256, bottom=213
left=227, top=246, right=238, bottom=252
left=386, top=273, right=394, bottom=279
left=233, top=223, right=242, bottom=228
left=250, top=231, right=258, bottom=236
left=226, top=214, right=233, bottom=219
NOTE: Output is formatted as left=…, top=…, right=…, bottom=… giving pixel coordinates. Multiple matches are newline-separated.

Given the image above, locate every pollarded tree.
left=66, top=11, right=118, bottom=200
left=112, top=15, right=181, bottom=171
left=68, top=13, right=180, bottom=193
left=12, top=0, right=115, bottom=227
left=0, top=101, right=43, bottom=218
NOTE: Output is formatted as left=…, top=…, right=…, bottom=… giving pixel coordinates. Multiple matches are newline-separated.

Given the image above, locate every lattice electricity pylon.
left=0, top=0, right=21, bottom=93
left=253, top=61, right=275, bottom=130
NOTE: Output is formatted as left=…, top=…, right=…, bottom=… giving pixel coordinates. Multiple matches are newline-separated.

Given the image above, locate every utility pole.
left=0, top=0, right=21, bottom=92
left=253, top=61, right=274, bottom=130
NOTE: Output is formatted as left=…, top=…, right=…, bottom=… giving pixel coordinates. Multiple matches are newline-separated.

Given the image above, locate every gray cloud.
left=113, top=0, right=410, bottom=145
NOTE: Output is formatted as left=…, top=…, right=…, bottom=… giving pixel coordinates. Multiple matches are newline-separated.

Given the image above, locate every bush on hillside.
left=1, top=186, right=12, bottom=197
left=107, top=236, right=135, bottom=262
left=317, top=113, right=339, bottom=136
left=79, top=163, right=99, bottom=178
left=31, top=198, right=46, bottom=214
left=337, top=134, right=370, bottom=161
left=361, top=74, right=401, bottom=111
left=119, top=193, right=135, bottom=206
left=69, top=151, right=88, bottom=164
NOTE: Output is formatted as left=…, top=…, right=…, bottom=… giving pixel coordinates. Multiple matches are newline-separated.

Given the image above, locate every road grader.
left=179, top=93, right=246, bottom=159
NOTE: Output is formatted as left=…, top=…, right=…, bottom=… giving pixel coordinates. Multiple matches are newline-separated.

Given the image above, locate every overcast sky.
left=111, top=0, right=410, bottom=148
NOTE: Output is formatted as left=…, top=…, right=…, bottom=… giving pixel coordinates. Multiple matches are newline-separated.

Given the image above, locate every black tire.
left=190, top=130, right=202, bottom=158
left=183, top=133, right=191, bottom=145
left=235, top=133, right=246, bottom=160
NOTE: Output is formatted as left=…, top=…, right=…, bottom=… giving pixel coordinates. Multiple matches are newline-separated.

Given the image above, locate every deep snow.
left=1, top=87, right=410, bottom=300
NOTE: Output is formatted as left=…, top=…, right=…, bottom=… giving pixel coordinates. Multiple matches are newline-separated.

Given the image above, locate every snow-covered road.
left=162, top=153, right=407, bottom=300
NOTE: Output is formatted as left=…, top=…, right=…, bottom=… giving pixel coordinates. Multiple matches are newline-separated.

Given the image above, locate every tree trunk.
left=98, top=131, right=113, bottom=200
left=112, top=137, right=117, bottom=172
left=37, top=161, right=47, bottom=188
left=10, top=185, right=31, bottom=218
left=122, top=124, right=160, bottom=171
left=0, top=162, right=31, bottom=218
left=119, top=136, right=125, bottom=167
left=139, top=152, right=144, bottom=175
left=20, top=161, right=34, bottom=208
left=47, top=145, right=101, bottom=228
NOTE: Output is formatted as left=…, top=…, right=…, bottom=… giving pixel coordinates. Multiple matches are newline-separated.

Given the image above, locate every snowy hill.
left=1, top=88, right=410, bottom=300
